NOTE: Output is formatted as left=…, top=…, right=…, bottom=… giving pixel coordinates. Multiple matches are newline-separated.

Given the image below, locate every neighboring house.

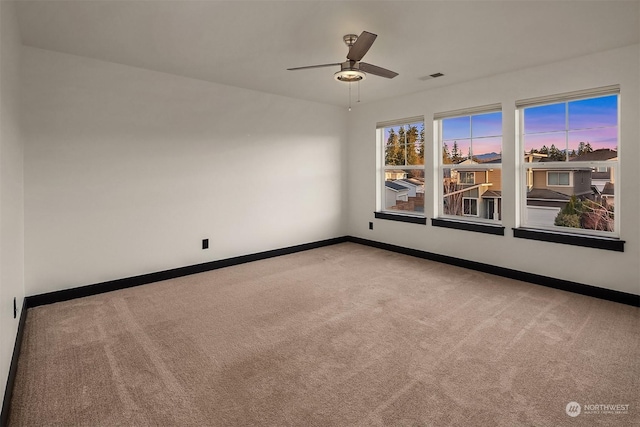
left=570, top=148, right=617, bottom=194
left=525, top=152, right=593, bottom=207
left=523, top=150, right=618, bottom=226
left=385, top=170, right=408, bottom=180
left=529, top=168, right=593, bottom=202
left=395, top=178, right=424, bottom=197
left=602, top=182, right=615, bottom=206
left=448, top=160, right=502, bottom=220
left=384, top=181, right=409, bottom=209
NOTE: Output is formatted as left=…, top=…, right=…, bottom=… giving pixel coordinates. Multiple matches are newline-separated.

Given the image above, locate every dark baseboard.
left=26, top=236, right=348, bottom=308
left=347, top=236, right=639, bottom=307
left=25, top=234, right=639, bottom=310
left=1, top=298, right=27, bottom=427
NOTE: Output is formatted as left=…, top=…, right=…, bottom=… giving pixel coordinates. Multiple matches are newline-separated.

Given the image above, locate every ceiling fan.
left=287, top=31, right=398, bottom=82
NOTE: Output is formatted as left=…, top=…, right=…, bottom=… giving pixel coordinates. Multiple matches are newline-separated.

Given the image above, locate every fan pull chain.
left=348, top=82, right=352, bottom=111
left=358, top=80, right=361, bottom=103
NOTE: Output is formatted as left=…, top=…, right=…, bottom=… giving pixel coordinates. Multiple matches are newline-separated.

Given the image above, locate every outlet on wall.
left=369, top=222, right=373, bottom=230
left=14, top=297, right=17, bottom=319
left=202, top=239, right=209, bottom=250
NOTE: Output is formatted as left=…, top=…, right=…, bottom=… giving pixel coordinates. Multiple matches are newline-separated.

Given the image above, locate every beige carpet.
left=8, top=242, right=640, bottom=426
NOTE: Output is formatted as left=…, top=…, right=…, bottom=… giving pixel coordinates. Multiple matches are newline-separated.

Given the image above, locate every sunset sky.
left=523, top=95, right=618, bottom=154
left=384, top=95, right=618, bottom=161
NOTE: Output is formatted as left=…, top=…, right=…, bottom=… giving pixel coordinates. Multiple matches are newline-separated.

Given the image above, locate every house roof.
left=398, top=179, right=417, bottom=187
left=385, top=181, right=409, bottom=192
left=602, top=182, right=615, bottom=196
left=570, top=149, right=617, bottom=162
left=592, top=171, right=611, bottom=180
left=526, top=188, right=571, bottom=201
left=401, top=178, right=424, bottom=185
left=481, top=158, right=502, bottom=164
left=482, top=190, right=502, bottom=198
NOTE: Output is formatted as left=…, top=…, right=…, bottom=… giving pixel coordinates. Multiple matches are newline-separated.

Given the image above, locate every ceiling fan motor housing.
left=343, top=34, right=359, bottom=48
left=334, top=61, right=366, bottom=82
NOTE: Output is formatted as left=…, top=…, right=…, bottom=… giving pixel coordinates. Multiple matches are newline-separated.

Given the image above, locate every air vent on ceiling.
left=419, top=72, right=444, bottom=81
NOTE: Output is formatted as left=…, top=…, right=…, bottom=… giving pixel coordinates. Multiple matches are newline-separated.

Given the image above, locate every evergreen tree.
left=385, top=128, right=400, bottom=165
left=451, top=141, right=462, bottom=163
left=577, top=141, right=586, bottom=155
left=397, top=126, right=407, bottom=165
left=406, top=125, right=420, bottom=165
left=549, top=144, right=565, bottom=161
left=418, top=124, right=425, bottom=164
left=443, top=142, right=452, bottom=164
left=555, top=195, right=583, bottom=228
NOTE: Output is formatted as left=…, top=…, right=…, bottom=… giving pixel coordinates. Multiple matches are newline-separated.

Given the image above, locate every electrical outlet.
left=202, top=239, right=209, bottom=250
left=369, top=222, right=373, bottom=230
left=14, top=297, right=17, bottom=319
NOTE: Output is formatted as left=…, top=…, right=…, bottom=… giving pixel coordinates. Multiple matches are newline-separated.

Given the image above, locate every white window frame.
left=377, top=116, right=425, bottom=216
left=517, top=86, right=620, bottom=237
left=435, top=104, right=502, bottom=224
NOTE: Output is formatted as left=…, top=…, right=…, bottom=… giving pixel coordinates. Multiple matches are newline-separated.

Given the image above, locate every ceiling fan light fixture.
left=334, top=69, right=366, bottom=82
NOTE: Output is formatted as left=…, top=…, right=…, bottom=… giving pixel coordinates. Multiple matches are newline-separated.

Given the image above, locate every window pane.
left=472, top=112, right=502, bottom=138
left=443, top=116, right=470, bottom=140
left=443, top=139, right=471, bottom=163
left=472, top=136, right=502, bottom=160
left=384, top=126, right=405, bottom=166
left=443, top=167, right=502, bottom=220
left=463, top=199, right=478, bottom=216
left=464, top=187, right=479, bottom=198
left=460, top=172, right=475, bottom=184
left=443, top=167, right=463, bottom=216
left=559, top=173, right=570, bottom=185
left=384, top=123, right=424, bottom=166
left=568, top=128, right=618, bottom=156
left=384, top=169, right=424, bottom=214
left=406, top=125, right=424, bottom=166
left=439, top=111, right=502, bottom=224
left=547, top=172, right=570, bottom=186
left=525, top=166, right=615, bottom=232
left=568, top=95, right=617, bottom=130
left=524, top=103, right=566, bottom=134
left=523, top=132, right=567, bottom=161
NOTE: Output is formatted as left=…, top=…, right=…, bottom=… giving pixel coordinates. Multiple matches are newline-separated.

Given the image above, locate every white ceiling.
left=15, top=0, right=640, bottom=107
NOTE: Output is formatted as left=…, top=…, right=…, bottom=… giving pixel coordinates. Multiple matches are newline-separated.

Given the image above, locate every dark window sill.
left=432, top=218, right=505, bottom=235
left=374, top=212, right=427, bottom=225
left=513, top=228, right=624, bottom=252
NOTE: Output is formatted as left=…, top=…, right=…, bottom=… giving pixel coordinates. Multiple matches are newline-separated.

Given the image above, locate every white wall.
left=0, top=0, right=25, bottom=405
left=22, top=47, right=348, bottom=296
left=348, top=45, right=640, bottom=296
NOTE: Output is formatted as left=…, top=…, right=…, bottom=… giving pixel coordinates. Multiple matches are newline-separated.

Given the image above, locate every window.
left=459, top=172, right=475, bottom=185
left=547, top=171, right=570, bottom=186
left=378, top=117, right=425, bottom=216
left=436, top=105, right=502, bottom=223
left=519, top=87, right=619, bottom=236
left=463, top=198, right=478, bottom=216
